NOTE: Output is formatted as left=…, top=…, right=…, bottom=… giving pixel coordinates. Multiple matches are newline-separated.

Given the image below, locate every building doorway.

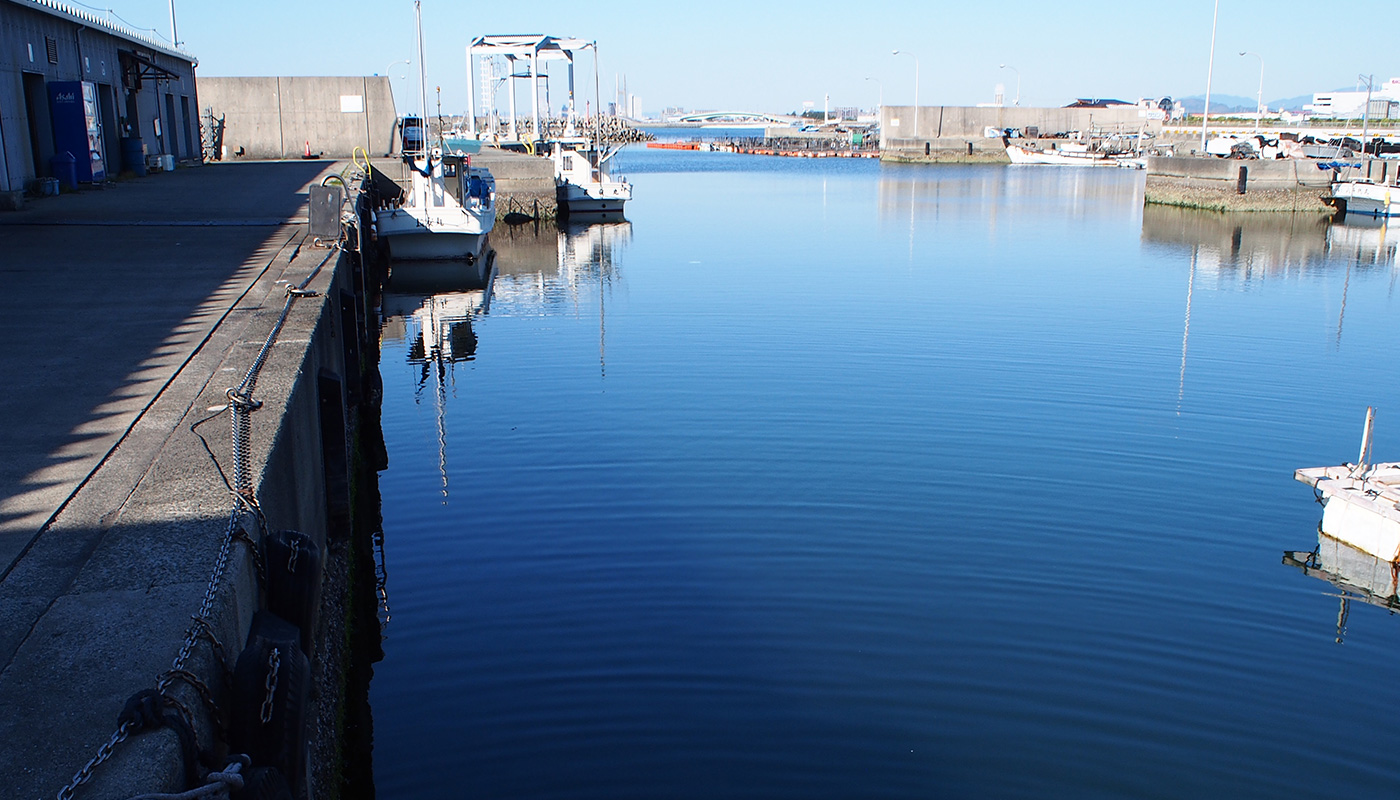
left=21, top=72, right=52, bottom=179
left=165, top=93, right=178, bottom=159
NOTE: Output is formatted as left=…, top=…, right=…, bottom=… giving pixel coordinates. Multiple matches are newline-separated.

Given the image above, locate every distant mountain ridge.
left=1176, top=91, right=1341, bottom=114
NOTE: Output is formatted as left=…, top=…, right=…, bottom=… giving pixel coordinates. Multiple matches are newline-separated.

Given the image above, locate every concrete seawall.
left=0, top=162, right=384, bottom=798
left=1144, top=156, right=1336, bottom=213
left=200, top=76, right=398, bottom=160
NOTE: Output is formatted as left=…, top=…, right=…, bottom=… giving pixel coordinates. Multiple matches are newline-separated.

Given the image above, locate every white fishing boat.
left=1296, top=408, right=1400, bottom=563
left=1004, top=129, right=1146, bottom=167
left=1328, top=179, right=1398, bottom=218
left=1005, top=141, right=1124, bottom=166
left=550, top=137, right=631, bottom=219
left=376, top=0, right=496, bottom=262
left=376, top=149, right=496, bottom=261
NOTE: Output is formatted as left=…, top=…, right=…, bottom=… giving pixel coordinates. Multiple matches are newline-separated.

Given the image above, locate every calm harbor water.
left=370, top=150, right=1400, bottom=798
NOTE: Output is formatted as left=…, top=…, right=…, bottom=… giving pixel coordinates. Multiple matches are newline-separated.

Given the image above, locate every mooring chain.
left=56, top=721, right=135, bottom=800
left=55, top=232, right=342, bottom=799
left=260, top=648, right=282, bottom=725
left=158, top=668, right=226, bottom=730
left=231, top=525, right=268, bottom=590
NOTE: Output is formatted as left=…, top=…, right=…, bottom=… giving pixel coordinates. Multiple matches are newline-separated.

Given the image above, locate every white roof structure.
left=466, top=34, right=595, bottom=142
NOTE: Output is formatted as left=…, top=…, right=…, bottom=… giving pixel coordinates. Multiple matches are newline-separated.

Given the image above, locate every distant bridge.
left=669, top=111, right=793, bottom=124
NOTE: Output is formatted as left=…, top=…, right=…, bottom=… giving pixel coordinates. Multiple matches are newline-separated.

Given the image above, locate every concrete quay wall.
left=200, top=76, right=398, bottom=160
left=0, top=163, right=383, bottom=799
left=1144, top=156, right=1335, bottom=213
left=880, top=104, right=1159, bottom=162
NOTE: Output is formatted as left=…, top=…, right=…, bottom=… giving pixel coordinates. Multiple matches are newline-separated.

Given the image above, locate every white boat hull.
left=378, top=152, right=496, bottom=261
left=1005, top=142, right=1128, bottom=167
left=1297, top=463, right=1400, bottom=562
left=1330, top=181, right=1399, bottom=218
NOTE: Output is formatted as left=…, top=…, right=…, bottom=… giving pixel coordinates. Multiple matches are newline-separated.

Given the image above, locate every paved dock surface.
left=0, top=161, right=339, bottom=798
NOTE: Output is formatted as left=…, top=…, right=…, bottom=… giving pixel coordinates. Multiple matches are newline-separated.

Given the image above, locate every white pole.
left=530, top=50, right=541, bottom=145
left=466, top=44, right=477, bottom=138
left=507, top=58, right=518, bottom=141
left=1240, top=52, right=1262, bottom=133
left=893, top=51, right=919, bottom=148
left=1000, top=64, right=1020, bottom=106
left=1200, top=0, right=1220, bottom=152
left=168, top=0, right=179, bottom=48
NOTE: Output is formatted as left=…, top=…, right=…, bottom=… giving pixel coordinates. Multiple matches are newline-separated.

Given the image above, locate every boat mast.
left=415, top=1, right=429, bottom=150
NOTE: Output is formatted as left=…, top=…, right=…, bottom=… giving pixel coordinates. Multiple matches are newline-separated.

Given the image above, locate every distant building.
left=1308, top=78, right=1400, bottom=119
left=0, top=0, right=199, bottom=201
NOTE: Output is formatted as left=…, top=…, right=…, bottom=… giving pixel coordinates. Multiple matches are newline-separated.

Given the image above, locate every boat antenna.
left=593, top=41, right=601, bottom=150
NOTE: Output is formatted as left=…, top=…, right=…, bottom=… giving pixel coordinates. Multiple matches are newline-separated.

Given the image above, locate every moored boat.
left=1327, top=179, right=1398, bottom=218
left=1296, top=408, right=1400, bottom=562
left=551, top=137, right=631, bottom=219
left=376, top=0, right=496, bottom=263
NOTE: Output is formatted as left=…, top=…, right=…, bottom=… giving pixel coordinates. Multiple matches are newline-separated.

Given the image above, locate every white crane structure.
left=466, top=35, right=594, bottom=145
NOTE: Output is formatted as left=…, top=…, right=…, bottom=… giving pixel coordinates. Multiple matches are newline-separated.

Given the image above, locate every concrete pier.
left=0, top=162, right=380, bottom=798
left=1144, top=156, right=1335, bottom=213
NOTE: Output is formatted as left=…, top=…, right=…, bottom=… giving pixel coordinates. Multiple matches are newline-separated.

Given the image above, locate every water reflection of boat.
left=385, top=249, right=495, bottom=293
left=1284, top=538, right=1399, bottom=643
left=488, top=221, right=630, bottom=314
left=382, top=288, right=489, bottom=367
left=381, top=280, right=494, bottom=503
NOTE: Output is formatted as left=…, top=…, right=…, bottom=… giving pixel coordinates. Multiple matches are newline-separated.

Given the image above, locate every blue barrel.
left=120, top=137, right=147, bottom=177
left=49, top=151, right=77, bottom=189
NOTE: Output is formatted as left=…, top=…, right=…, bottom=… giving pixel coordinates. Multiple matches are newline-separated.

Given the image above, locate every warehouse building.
left=0, top=0, right=198, bottom=206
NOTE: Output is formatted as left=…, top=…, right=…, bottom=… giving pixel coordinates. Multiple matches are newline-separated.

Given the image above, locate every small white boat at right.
left=550, top=137, right=631, bottom=220
left=1296, top=408, right=1400, bottom=562
left=1328, top=179, right=1399, bottom=218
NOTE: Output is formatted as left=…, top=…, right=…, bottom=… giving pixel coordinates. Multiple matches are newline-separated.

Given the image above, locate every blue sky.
left=99, top=0, right=1397, bottom=115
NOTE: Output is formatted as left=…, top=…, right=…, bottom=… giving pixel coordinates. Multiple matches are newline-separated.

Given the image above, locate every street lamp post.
left=892, top=50, right=919, bottom=147
left=999, top=63, right=1020, bottom=106
left=1200, top=0, right=1220, bottom=152
left=865, top=76, right=882, bottom=112
left=1239, top=51, right=1263, bottom=132
left=386, top=59, right=410, bottom=81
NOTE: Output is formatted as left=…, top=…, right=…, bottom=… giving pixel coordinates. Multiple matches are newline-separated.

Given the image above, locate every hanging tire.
left=265, top=530, right=322, bottom=657
left=232, top=766, right=294, bottom=800
left=230, top=611, right=311, bottom=791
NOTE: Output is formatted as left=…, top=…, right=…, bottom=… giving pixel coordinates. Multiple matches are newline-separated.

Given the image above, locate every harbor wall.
left=880, top=105, right=1159, bottom=163
left=476, top=148, right=558, bottom=220
left=0, top=171, right=386, bottom=799
left=1144, top=156, right=1335, bottom=213
left=199, top=76, right=398, bottom=160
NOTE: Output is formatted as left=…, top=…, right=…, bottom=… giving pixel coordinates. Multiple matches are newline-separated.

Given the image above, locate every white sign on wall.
left=340, top=95, right=365, bottom=113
